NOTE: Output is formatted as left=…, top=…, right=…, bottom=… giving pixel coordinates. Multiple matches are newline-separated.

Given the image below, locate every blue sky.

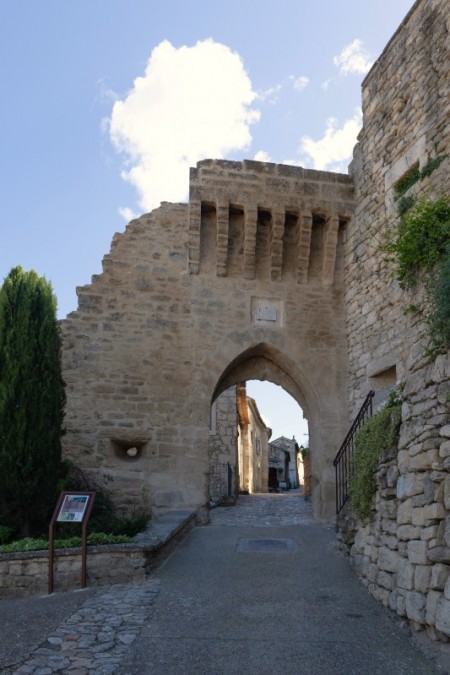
left=0, top=0, right=414, bottom=440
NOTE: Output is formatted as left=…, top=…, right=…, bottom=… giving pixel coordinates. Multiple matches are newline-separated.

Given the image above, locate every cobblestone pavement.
left=1, top=492, right=311, bottom=674
left=1, top=492, right=447, bottom=674
left=2, top=581, right=161, bottom=674
left=209, top=489, right=313, bottom=527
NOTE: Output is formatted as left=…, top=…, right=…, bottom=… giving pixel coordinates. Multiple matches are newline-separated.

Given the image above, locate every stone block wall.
left=0, top=547, right=148, bottom=598
left=346, top=0, right=450, bottom=413
left=208, top=386, right=238, bottom=503
left=339, top=0, right=450, bottom=641
left=62, top=161, right=354, bottom=521
left=339, top=353, right=450, bottom=640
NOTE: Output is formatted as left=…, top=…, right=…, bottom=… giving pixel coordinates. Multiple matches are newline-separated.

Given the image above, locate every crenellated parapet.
left=188, top=160, right=354, bottom=285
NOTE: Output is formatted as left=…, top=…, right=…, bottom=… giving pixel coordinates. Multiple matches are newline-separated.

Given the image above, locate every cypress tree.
left=0, top=266, right=65, bottom=536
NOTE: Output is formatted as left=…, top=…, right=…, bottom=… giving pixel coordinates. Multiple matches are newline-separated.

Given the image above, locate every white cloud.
left=333, top=39, right=373, bottom=76
left=321, top=77, right=336, bottom=92
left=253, top=150, right=271, bottom=162
left=118, top=206, right=139, bottom=222
left=298, top=109, right=362, bottom=172
left=292, top=75, right=309, bottom=92
left=109, top=39, right=259, bottom=212
left=257, top=83, right=282, bottom=104
left=97, top=78, right=119, bottom=103
left=282, top=158, right=303, bottom=166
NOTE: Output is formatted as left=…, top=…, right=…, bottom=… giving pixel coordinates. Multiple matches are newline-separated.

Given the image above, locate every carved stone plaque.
left=251, top=297, right=283, bottom=326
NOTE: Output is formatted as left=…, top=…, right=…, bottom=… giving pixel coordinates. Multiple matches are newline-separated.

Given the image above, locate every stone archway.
left=62, top=159, right=354, bottom=522
left=211, top=342, right=335, bottom=520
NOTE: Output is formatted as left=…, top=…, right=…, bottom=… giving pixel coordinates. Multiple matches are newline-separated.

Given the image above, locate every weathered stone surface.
left=420, top=525, right=439, bottom=541
left=397, top=498, right=413, bottom=525
left=397, top=592, right=407, bottom=617
left=423, top=503, right=446, bottom=521
left=431, top=564, right=450, bottom=591
left=386, top=465, right=399, bottom=488
left=405, top=591, right=426, bottom=624
left=377, top=570, right=394, bottom=591
left=396, top=473, right=423, bottom=499
left=444, top=477, right=450, bottom=510
left=428, top=547, right=450, bottom=564
left=440, top=441, right=450, bottom=459
left=397, top=524, right=421, bottom=541
left=377, top=547, right=400, bottom=574
left=426, top=590, right=441, bottom=627
left=397, top=558, right=414, bottom=590
left=436, top=598, right=450, bottom=636
left=408, top=540, right=429, bottom=565
left=414, top=565, right=432, bottom=593
left=410, top=450, right=439, bottom=471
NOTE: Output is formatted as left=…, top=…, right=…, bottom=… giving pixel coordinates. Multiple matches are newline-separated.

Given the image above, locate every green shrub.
left=349, top=403, right=401, bottom=522
left=58, top=461, right=150, bottom=538
left=429, top=248, right=450, bottom=348
left=397, top=194, right=416, bottom=216
left=0, top=532, right=132, bottom=553
left=393, top=164, right=420, bottom=200
left=420, top=155, right=447, bottom=180
left=383, top=194, right=450, bottom=351
left=385, top=196, right=450, bottom=288
left=0, top=525, right=15, bottom=545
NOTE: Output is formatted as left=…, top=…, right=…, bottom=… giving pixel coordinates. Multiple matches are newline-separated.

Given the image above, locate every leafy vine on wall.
left=384, top=155, right=450, bottom=351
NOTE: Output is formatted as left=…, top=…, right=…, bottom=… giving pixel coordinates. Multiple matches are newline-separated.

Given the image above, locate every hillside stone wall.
left=339, top=0, right=450, bottom=642
left=346, top=0, right=450, bottom=413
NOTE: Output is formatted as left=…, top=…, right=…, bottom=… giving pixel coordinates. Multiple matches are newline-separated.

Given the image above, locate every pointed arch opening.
left=208, top=343, right=317, bottom=512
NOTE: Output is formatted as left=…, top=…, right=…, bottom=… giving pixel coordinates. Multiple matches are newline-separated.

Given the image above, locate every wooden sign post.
left=48, top=491, right=95, bottom=594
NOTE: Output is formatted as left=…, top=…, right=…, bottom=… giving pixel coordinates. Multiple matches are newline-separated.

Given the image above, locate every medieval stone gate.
left=62, top=0, right=449, bottom=531
left=62, top=160, right=354, bottom=521
left=60, top=0, right=450, bottom=641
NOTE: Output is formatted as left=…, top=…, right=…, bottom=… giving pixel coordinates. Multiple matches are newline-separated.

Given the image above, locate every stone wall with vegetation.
left=339, top=0, right=450, bottom=642
left=0, top=546, right=150, bottom=598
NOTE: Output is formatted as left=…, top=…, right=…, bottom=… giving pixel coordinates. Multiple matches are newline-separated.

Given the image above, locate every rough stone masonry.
left=62, top=162, right=353, bottom=522
left=61, top=0, right=450, bottom=641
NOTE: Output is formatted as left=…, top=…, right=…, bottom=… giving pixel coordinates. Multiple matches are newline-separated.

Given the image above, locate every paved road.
left=1, top=492, right=448, bottom=674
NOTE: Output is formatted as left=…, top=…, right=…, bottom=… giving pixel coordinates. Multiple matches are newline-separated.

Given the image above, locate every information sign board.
left=57, top=494, right=90, bottom=523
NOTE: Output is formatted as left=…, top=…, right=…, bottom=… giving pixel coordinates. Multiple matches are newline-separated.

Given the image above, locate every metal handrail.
left=333, top=391, right=375, bottom=514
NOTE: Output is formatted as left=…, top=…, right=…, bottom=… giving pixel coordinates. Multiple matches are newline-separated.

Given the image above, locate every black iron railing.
left=333, top=391, right=375, bottom=514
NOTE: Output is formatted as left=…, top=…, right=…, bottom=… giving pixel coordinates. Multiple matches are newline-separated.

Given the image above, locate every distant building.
left=269, top=436, right=301, bottom=489
left=237, top=383, right=271, bottom=494
left=208, top=383, right=271, bottom=503
left=208, top=386, right=239, bottom=504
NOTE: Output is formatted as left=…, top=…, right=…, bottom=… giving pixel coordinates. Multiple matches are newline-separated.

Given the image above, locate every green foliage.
left=0, top=532, right=131, bottom=553
left=0, top=267, right=66, bottom=536
left=385, top=196, right=450, bottom=288
left=393, top=156, right=447, bottom=203
left=420, top=155, right=447, bottom=180
left=384, top=194, right=450, bottom=350
left=428, top=248, right=450, bottom=348
left=60, top=461, right=150, bottom=537
left=397, top=194, right=416, bottom=216
left=0, top=525, right=15, bottom=545
left=349, top=403, right=402, bottom=522
left=394, top=164, right=420, bottom=200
